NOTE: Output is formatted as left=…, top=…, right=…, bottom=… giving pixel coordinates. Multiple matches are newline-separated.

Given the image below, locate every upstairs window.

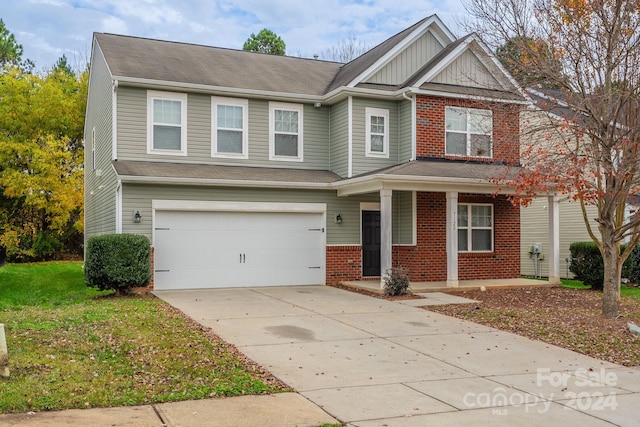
left=365, top=107, right=389, bottom=158
left=445, top=107, right=492, bottom=158
left=458, top=204, right=493, bottom=252
left=147, top=90, right=187, bottom=155
left=212, top=97, right=248, bottom=158
left=269, top=102, right=303, bottom=161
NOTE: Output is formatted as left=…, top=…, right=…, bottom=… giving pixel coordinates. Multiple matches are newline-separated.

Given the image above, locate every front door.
left=362, top=210, right=381, bottom=276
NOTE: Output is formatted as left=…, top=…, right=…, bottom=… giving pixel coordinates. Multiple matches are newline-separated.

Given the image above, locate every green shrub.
left=569, top=241, right=635, bottom=290
left=85, top=234, right=151, bottom=294
left=383, top=267, right=410, bottom=296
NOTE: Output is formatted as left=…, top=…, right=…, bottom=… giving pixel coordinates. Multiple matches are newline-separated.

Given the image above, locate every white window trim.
left=445, top=106, right=493, bottom=158
left=147, top=90, right=187, bottom=156
left=365, top=107, right=389, bottom=158
left=211, top=96, right=248, bottom=159
left=269, top=101, right=304, bottom=162
left=458, top=203, right=494, bottom=253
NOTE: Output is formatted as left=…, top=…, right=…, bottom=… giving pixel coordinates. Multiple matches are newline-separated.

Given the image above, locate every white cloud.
left=101, top=16, right=128, bottom=34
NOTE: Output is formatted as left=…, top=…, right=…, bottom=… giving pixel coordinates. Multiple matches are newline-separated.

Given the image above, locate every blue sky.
left=2, top=0, right=467, bottom=71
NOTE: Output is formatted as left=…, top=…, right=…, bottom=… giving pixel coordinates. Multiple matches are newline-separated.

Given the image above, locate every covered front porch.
left=333, top=159, right=562, bottom=289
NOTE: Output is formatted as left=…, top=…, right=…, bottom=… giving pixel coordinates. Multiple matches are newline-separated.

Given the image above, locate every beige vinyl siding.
left=330, top=99, right=349, bottom=177
left=393, top=191, right=414, bottom=244
left=367, top=31, right=444, bottom=85
left=352, top=98, right=399, bottom=176
left=122, top=184, right=379, bottom=245
left=520, top=197, right=598, bottom=278
left=398, top=99, right=413, bottom=163
left=432, top=49, right=502, bottom=90
left=84, top=43, right=118, bottom=242
left=116, top=89, right=330, bottom=169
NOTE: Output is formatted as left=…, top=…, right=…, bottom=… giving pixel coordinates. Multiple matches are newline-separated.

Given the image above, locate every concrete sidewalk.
left=0, top=393, right=337, bottom=426
left=157, top=286, right=640, bottom=426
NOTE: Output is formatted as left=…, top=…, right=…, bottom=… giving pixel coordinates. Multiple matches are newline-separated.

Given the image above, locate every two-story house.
left=85, top=15, right=552, bottom=291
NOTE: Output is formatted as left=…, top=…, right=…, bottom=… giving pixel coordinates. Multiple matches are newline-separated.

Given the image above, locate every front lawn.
left=427, top=282, right=640, bottom=366
left=0, top=262, right=287, bottom=414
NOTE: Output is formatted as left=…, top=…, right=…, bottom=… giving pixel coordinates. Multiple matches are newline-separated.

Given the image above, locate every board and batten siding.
left=398, top=99, right=413, bottom=163
left=520, top=197, right=598, bottom=278
left=122, top=184, right=389, bottom=245
left=84, top=43, right=118, bottom=242
left=330, top=99, right=349, bottom=177
left=432, top=49, right=502, bottom=90
left=116, top=88, right=330, bottom=169
left=367, top=31, right=444, bottom=85
left=351, top=98, right=399, bottom=176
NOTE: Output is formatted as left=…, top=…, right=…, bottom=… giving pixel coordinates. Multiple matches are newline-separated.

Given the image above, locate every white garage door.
left=153, top=210, right=325, bottom=290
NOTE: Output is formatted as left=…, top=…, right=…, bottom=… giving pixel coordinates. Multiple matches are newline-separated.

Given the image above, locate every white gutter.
left=117, top=175, right=334, bottom=190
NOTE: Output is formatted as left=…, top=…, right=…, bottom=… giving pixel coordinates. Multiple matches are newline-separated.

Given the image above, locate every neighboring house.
left=84, top=15, right=544, bottom=291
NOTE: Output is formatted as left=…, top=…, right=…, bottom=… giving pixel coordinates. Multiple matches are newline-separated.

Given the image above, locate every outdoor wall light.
left=335, top=213, right=342, bottom=224
left=313, top=102, right=322, bottom=108
left=133, top=210, right=142, bottom=223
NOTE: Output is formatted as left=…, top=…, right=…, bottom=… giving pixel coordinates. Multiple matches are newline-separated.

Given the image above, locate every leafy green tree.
left=243, top=28, right=286, bottom=55
left=0, top=66, right=87, bottom=261
left=0, top=18, right=23, bottom=68
left=496, top=36, right=561, bottom=87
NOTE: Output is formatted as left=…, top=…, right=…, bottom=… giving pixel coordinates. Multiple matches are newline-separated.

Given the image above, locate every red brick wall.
left=326, top=245, right=363, bottom=284
left=415, top=95, right=520, bottom=165
left=370, top=192, right=521, bottom=283
left=458, top=194, right=521, bottom=280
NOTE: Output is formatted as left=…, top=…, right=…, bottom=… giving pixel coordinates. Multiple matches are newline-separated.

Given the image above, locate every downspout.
left=115, top=179, right=122, bottom=234
left=401, top=89, right=416, bottom=161
left=112, top=80, right=118, bottom=161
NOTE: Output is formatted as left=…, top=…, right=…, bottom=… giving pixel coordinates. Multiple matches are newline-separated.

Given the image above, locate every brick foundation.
left=326, top=245, right=363, bottom=285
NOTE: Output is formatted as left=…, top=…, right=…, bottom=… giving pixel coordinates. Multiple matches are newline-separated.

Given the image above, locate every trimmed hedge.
left=85, top=234, right=151, bottom=293
left=569, top=241, right=634, bottom=290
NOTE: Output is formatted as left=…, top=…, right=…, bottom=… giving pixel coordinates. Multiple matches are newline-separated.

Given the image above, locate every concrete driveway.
left=156, top=286, right=640, bottom=426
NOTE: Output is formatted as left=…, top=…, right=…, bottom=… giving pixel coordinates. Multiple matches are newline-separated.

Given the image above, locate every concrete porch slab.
left=340, top=278, right=554, bottom=295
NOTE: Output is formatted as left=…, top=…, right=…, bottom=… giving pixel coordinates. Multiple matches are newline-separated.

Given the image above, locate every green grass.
left=0, top=262, right=287, bottom=413
left=560, top=278, right=640, bottom=299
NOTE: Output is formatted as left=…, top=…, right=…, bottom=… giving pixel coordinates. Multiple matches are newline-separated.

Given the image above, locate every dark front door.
left=362, top=210, right=381, bottom=276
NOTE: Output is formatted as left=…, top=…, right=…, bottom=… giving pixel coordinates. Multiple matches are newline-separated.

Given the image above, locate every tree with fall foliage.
left=464, top=0, right=640, bottom=318
left=0, top=64, right=87, bottom=261
left=242, top=28, right=286, bottom=55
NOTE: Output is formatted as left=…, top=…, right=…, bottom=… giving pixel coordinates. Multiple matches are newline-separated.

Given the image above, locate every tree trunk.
left=601, top=229, right=621, bottom=318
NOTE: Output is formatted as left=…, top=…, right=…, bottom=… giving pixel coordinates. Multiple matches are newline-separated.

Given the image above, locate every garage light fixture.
left=335, top=213, right=342, bottom=224
left=133, top=210, right=142, bottom=223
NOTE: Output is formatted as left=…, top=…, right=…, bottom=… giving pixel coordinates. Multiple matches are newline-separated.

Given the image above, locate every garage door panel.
left=154, top=210, right=324, bottom=290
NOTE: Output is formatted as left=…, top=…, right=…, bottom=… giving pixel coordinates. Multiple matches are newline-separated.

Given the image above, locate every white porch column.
left=548, top=195, right=561, bottom=285
left=380, top=189, right=393, bottom=289
left=446, top=192, right=459, bottom=287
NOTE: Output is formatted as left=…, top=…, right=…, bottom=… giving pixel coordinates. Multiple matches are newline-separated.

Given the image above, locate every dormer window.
left=445, top=107, right=492, bottom=158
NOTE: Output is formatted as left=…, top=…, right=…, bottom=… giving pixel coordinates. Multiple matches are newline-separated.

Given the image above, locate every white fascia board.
left=346, top=16, right=449, bottom=88
left=117, top=174, right=334, bottom=190
left=470, top=34, right=531, bottom=101
left=334, top=173, right=516, bottom=196
left=113, top=76, right=324, bottom=103
left=410, top=87, right=530, bottom=105
left=414, top=36, right=475, bottom=87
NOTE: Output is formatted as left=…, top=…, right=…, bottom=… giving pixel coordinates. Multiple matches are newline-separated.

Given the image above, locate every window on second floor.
left=445, top=107, right=492, bottom=158
left=365, top=107, right=389, bottom=158
left=458, top=203, right=493, bottom=252
left=269, top=102, right=303, bottom=162
left=147, top=90, right=187, bottom=156
left=212, top=97, right=248, bottom=159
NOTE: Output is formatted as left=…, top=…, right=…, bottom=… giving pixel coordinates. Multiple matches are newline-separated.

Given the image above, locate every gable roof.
left=95, top=33, right=342, bottom=97
left=93, top=15, right=525, bottom=102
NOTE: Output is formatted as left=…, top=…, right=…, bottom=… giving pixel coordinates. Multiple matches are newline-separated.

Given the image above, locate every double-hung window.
left=458, top=204, right=493, bottom=252
left=212, top=97, right=248, bottom=158
left=269, top=102, right=303, bottom=161
left=147, top=90, right=187, bottom=155
left=365, top=107, right=389, bottom=157
left=445, top=107, right=492, bottom=158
